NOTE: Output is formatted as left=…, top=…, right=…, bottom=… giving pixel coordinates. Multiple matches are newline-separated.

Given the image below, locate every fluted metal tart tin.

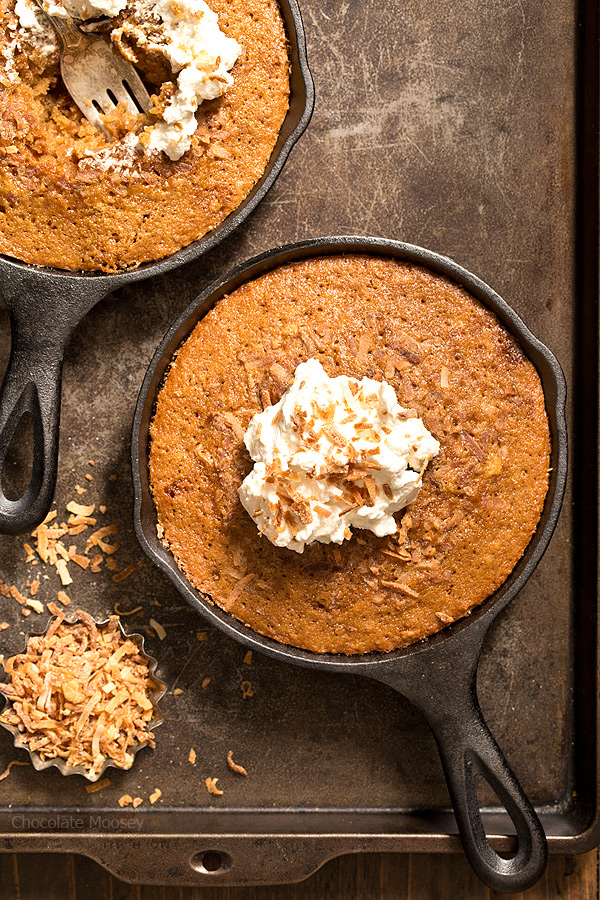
left=0, top=613, right=166, bottom=782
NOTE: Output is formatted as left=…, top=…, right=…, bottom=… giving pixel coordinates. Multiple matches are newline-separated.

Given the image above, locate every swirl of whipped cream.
left=239, top=358, right=440, bottom=553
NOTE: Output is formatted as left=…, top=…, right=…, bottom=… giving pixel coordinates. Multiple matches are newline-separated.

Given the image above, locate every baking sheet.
left=0, top=0, right=597, bottom=885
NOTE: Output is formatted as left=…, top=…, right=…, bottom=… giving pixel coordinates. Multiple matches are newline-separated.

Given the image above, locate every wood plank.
left=0, top=851, right=597, bottom=899
left=71, top=852, right=113, bottom=900
left=406, top=852, right=489, bottom=900
left=11, top=853, right=75, bottom=900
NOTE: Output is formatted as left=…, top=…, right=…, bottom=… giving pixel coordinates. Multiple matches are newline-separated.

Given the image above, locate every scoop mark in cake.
left=238, top=358, right=440, bottom=553
left=11, top=0, right=240, bottom=159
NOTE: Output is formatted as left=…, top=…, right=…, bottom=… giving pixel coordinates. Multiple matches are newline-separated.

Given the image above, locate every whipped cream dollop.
left=239, top=359, right=440, bottom=554
left=126, top=0, right=241, bottom=159
left=14, top=0, right=240, bottom=160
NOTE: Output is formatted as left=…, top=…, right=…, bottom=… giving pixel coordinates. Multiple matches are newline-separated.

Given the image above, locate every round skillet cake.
left=149, top=255, right=551, bottom=655
left=0, top=0, right=289, bottom=271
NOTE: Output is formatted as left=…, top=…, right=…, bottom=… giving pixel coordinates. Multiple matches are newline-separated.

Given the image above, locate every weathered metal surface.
left=0, top=0, right=595, bottom=887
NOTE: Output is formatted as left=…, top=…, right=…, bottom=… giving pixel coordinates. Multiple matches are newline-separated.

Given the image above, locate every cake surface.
left=149, top=254, right=551, bottom=655
left=0, top=0, right=289, bottom=271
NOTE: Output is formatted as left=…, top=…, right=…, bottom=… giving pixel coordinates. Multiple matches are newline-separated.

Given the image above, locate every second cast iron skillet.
left=132, top=236, right=568, bottom=893
left=0, top=0, right=314, bottom=535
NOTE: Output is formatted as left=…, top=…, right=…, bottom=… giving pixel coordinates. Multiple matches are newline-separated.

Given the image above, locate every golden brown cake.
left=0, top=0, right=289, bottom=271
left=149, top=255, right=551, bottom=655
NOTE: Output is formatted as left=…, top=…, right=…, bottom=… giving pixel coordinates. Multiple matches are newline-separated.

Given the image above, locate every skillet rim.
left=131, top=235, right=568, bottom=673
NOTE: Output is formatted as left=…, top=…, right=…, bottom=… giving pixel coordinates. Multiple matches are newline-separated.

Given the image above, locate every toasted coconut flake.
left=114, top=603, right=143, bottom=617
left=227, top=750, right=248, bottom=776
left=68, top=524, right=88, bottom=537
left=462, top=431, right=486, bottom=463
left=9, top=585, right=26, bottom=605
left=118, top=794, right=133, bottom=807
left=381, top=581, right=420, bottom=598
left=202, top=677, right=211, bottom=689
left=363, top=475, right=379, bottom=501
left=221, top=412, right=246, bottom=442
left=68, top=515, right=96, bottom=527
left=26, top=598, right=44, bottom=614
left=113, top=563, right=144, bottom=583
left=196, top=631, right=207, bottom=641
left=243, top=651, right=252, bottom=665
left=36, top=525, right=49, bottom=563
left=85, top=777, right=111, bottom=793
left=173, top=688, right=184, bottom=695
left=55, top=559, right=73, bottom=586
left=435, top=611, right=454, bottom=624
left=149, top=788, right=162, bottom=804
left=241, top=680, right=254, bottom=698
left=55, top=542, right=70, bottom=562
left=188, top=748, right=197, bottom=764
left=149, top=619, right=166, bottom=640
left=223, top=573, right=257, bottom=612
left=205, top=777, right=223, bottom=796
left=57, top=591, right=71, bottom=606
left=381, top=548, right=408, bottom=561
left=322, top=425, right=347, bottom=448
left=440, top=366, right=449, bottom=388
left=0, top=760, right=29, bottom=781
left=66, top=501, right=95, bottom=517
left=23, top=542, right=35, bottom=562
left=357, top=334, right=371, bottom=362
left=0, top=623, right=9, bottom=631
left=0, top=613, right=158, bottom=778
left=132, top=797, right=143, bottom=808
left=46, top=601, right=64, bottom=620
left=87, top=524, right=118, bottom=551
left=30, top=579, right=40, bottom=597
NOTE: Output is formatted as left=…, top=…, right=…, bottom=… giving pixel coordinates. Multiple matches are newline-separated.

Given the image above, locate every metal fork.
left=31, top=0, right=151, bottom=138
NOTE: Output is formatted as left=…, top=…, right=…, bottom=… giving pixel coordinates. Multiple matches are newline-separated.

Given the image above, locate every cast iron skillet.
left=0, top=0, right=313, bottom=535
left=131, top=236, right=568, bottom=893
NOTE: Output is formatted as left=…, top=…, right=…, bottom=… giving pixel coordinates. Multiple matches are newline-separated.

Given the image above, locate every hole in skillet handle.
left=1, top=408, right=34, bottom=501
left=0, top=353, right=59, bottom=535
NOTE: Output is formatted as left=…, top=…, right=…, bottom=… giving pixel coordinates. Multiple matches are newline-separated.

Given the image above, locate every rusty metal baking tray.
left=0, top=0, right=597, bottom=886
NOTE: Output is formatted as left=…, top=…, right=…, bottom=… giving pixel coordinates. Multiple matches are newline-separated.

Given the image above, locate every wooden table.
left=0, top=850, right=596, bottom=898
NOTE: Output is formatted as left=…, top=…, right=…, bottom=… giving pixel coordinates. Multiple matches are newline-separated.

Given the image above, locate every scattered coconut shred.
left=0, top=610, right=157, bottom=779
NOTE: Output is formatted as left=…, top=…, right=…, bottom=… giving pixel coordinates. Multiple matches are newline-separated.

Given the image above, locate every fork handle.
left=30, top=0, right=90, bottom=51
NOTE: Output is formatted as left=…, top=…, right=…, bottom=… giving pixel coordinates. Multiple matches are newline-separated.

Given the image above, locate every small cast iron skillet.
left=131, top=236, right=568, bottom=893
left=0, top=0, right=313, bottom=535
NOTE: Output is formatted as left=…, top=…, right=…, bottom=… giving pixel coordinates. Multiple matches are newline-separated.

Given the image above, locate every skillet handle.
left=0, top=267, right=109, bottom=534
left=372, top=639, right=547, bottom=893
left=426, top=685, right=547, bottom=892
left=0, top=323, right=66, bottom=534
